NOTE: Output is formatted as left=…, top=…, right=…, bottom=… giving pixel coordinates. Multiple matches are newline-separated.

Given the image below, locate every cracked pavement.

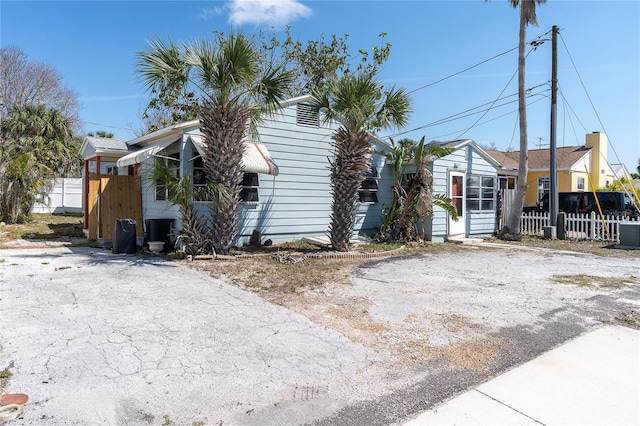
left=0, top=245, right=638, bottom=425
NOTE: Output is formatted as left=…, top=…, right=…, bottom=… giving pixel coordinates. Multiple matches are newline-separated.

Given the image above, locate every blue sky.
left=1, top=0, right=638, bottom=172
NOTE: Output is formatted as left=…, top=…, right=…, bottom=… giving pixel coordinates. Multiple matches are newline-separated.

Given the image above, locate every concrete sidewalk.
left=405, top=325, right=640, bottom=426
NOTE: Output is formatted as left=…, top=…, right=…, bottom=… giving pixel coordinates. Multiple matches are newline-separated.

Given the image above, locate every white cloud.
left=198, top=6, right=226, bottom=20
left=228, top=0, right=312, bottom=26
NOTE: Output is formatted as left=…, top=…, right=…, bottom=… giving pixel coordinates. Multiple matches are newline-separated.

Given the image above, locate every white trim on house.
left=189, top=135, right=279, bottom=176
left=116, top=138, right=178, bottom=167
left=126, top=120, right=200, bottom=148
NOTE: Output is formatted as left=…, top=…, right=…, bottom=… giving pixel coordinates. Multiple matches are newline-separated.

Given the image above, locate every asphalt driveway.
left=0, top=244, right=638, bottom=425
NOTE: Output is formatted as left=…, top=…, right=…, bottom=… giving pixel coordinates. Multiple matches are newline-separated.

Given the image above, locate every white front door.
left=449, top=172, right=466, bottom=236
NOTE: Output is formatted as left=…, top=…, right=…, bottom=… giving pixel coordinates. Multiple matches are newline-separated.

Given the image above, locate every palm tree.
left=377, top=137, right=457, bottom=243
left=136, top=31, right=294, bottom=254
left=499, top=0, right=547, bottom=240
left=88, top=130, right=114, bottom=138
left=0, top=104, right=76, bottom=223
left=311, top=72, right=411, bottom=251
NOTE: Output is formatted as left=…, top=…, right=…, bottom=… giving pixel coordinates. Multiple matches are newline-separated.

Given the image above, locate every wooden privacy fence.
left=520, top=211, right=640, bottom=242
left=88, top=174, right=143, bottom=240
left=499, top=189, right=517, bottom=230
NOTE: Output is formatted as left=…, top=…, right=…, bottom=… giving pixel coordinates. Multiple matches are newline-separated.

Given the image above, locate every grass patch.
left=0, top=367, right=11, bottom=379
left=615, top=311, right=640, bottom=330
left=0, top=213, right=84, bottom=244
left=0, top=367, right=12, bottom=391
left=488, top=236, right=640, bottom=259
left=202, top=255, right=360, bottom=294
left=552, top=273, right=635, bottom=289
left=355, top=242, right=404, bottom=252
left=189, top=242, right=469, bottom=298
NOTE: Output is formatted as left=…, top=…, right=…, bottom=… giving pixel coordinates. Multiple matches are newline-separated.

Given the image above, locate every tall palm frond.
left=375, top=86, right=412, bottom=130
left=136, top=36, right=190, bottom=94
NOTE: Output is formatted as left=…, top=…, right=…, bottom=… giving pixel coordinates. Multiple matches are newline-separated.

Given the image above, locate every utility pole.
left=549, top=25, right=559, bottom=226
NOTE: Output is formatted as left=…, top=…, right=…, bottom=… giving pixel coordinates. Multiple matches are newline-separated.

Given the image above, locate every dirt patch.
left=180, top=244, right=506, bottom=372
left=271, top=279, right=502, bottom=371
left=552, top=273, right=636, bottom=289
left=614, top=311, right=640, bottom=330
left=180, top=240, right=640, bottom=375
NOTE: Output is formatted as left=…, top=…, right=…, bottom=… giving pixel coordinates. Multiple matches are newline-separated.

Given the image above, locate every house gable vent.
left=296, top=103, right=319, bottom=127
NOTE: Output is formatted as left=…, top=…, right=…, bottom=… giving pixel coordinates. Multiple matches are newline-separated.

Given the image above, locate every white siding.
left=232, top=105, right=386, bottom=244
left=137, top=105, right=388, bottom=245
left=427, top=145, right=499, bottom=241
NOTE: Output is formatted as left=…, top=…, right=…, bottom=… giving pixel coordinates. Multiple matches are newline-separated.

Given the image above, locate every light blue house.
left=421, top=139, right=504, bottom=242
left=87, top=96, right=505, bottom=247
left=113, top=95, right=393, bottom=246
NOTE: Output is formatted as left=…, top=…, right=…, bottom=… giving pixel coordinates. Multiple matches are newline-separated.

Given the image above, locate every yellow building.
left=486, top=132, right=619, bottom=207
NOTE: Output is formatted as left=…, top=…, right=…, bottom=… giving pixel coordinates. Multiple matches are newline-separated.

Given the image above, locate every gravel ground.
left=1, top=241, right=638, bottom=425
left=185, top=242, right=640, bottom=425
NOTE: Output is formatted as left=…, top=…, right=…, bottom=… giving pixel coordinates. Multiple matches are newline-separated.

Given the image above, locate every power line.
left=393, top=38, right=553, bottom=140
left=454, top=47, right=539, bottom=141
left=383, top=93, right=549, bottom=141
left=559, top=32, right=638, bottom=205
left=557, top=87, right=587, bottom=136
left=85, top=121, right=135, bottom=132
left=407, top=47, right=517, bottom=94
left=407, top=29, right=553, bottom=95
left=558, top=32, right=625, bottom=167
left=386, top=87, right=549, bottom=138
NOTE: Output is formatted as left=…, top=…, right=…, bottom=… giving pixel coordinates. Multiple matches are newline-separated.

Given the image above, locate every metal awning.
left=116, top=138, right=177, bottom=168
left=189, top=135, right=279, bottom=176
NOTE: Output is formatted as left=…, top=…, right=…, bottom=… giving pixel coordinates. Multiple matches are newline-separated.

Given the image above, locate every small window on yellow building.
left=577, top=177, right=585, bottom=191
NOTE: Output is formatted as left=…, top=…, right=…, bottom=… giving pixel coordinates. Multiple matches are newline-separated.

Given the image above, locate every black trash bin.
left=113, top=219, right=137, bottom=254
left=145, top=219, right=174, bottom=252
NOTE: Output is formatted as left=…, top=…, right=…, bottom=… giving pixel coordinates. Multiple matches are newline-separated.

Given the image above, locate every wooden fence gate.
left=88, top=174, right=143, bottom=240
left=499, top=189, right=517, bottom=230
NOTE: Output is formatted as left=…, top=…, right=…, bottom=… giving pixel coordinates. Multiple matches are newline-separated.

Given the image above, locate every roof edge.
left=127, top=120, right=200, bottom=146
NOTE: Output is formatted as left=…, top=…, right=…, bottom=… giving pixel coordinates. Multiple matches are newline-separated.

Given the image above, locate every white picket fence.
left=521, top=211, right=640, bottom=242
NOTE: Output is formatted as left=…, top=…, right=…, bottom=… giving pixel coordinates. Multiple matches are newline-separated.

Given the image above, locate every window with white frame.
left=106, top=166, right=118, bottom=175
left=466, top=175, right=495, bottom=211
left=538, top=177, right=550, bottom=202
left=155, top=153, right=180, bottom=201
left=577, top=177, right=585, bottom=191
left=358, top=166, right=379, bottom=203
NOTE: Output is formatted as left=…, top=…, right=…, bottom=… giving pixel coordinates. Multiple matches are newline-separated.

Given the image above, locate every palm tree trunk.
left=179, top=204, right=214, bottom=256
left=199, top=102, right=249, bottom=254
left=501, top=6, right=529, bottom=238
left=329, top=127, right=371, bottom=252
